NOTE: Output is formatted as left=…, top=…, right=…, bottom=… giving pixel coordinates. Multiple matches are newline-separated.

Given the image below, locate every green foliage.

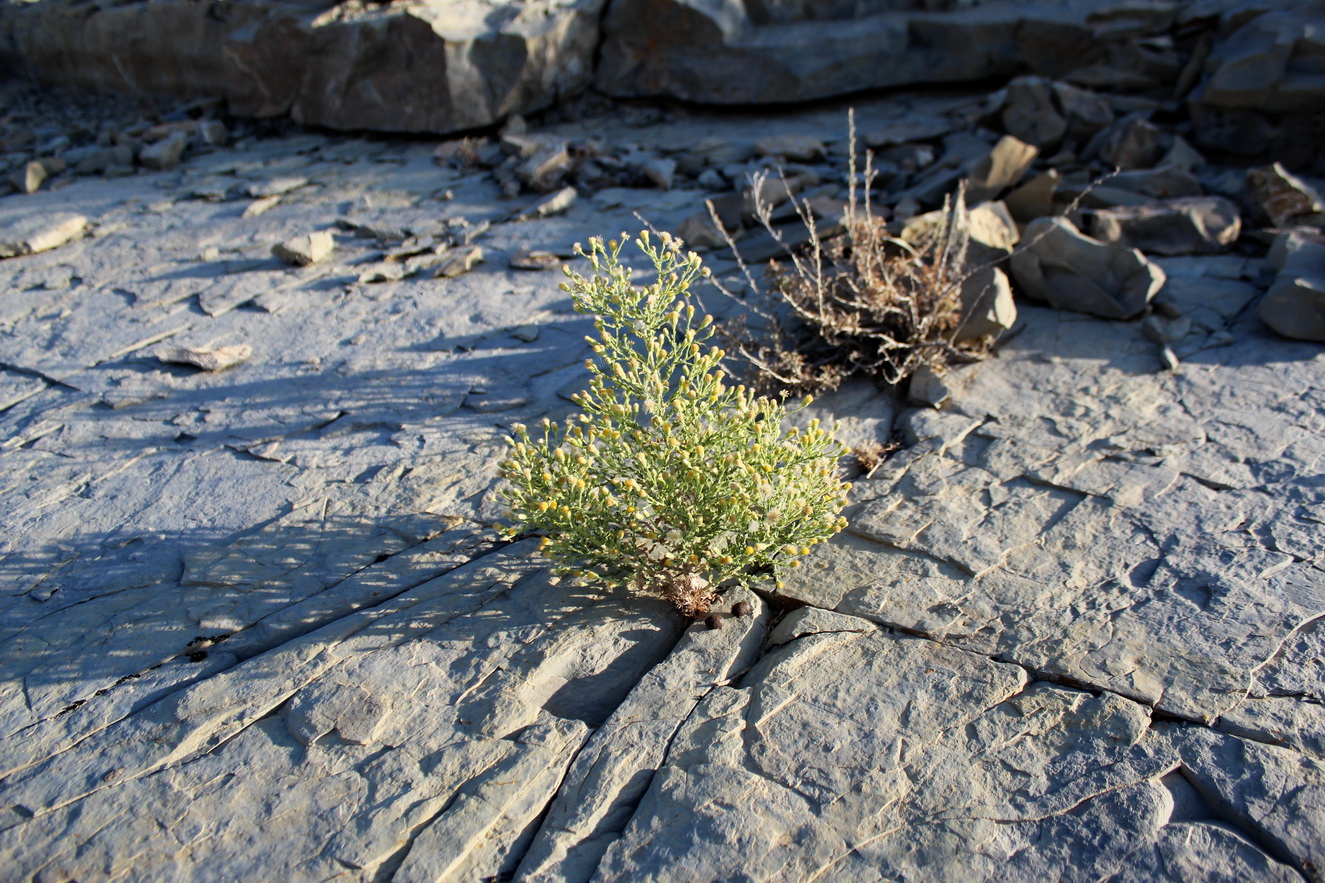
left=498, top=232, right=850, bottom=617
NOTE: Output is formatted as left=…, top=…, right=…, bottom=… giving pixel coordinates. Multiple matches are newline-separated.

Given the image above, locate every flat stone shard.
left=272, top=231, right=335, bottom=266
left=965, top=135, right=1038, bottom=204
left=0, top=212, right=87, bottom=258
left=138, top=131, right=189, bottom=171
left=155, top=344, right=253, bottom=372
left=1010, top=216, right=1166, bottom=319
left=1089, top=197, right=1243, bottom=256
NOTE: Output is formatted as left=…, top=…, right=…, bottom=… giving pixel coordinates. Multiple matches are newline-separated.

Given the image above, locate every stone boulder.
left=1010, top=216, right=1166, bottom=320
left=1192, top=0, right=1325, bottom=116
left=1089, top=197, right=1242, bottom=256
left=0, top=0, right=605, bottom=135
left=595, top=0, right=1178, bottom=104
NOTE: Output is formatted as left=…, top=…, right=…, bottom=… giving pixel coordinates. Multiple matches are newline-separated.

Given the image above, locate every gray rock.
left=1001, top=76, right=1066, bottom=148
left=435, top=244, right=485, bottom=278
left=1245, top=162, right=1325, bottom=228
left=138, top=132, right=189, bottom=171
left=9, top=159, right=47, bottom=194
left=247, top=176, right=308, bottom=199
left=0, top=212, right=87, bottom=258
left=957, top=266, right=1018, bottom=342
left=1004, top=170, right=1059, bottom=222
left=1010, top=216, right=1166, bottom=319
left=966, top=135, right=1038, bottom=204
left=517, top=587, right=768, bottom=883
left=1089, top=197, right=1242, bottom=256
left=1258, top=233, right=1325, bottom=342
left=1108, top=165, right=1204, bottom=200
left=907, top=362, right=952, bottom=409
left=1051, top=80, right=1114, bottom=138
left=593, top=611, right=1297, bottom=882
left=271, top=231, right=334, bottom=266
left=596, top=0, right=1176, bottom=106
left=639, top=157, right=676, bottom=190
left=1194, top=1, right=1325, bottom=116
left=754, top=134, right=824, bottom=162
left=863, top=115, right=960, bottom=148
left=519, top=186, right=578, bottom=220
left=1, top=0, right=606, bottom=136
left=1097, top=116, right=1165, bottom=171
left=516, top=140, right=574, bottom=193
left=155, top=344, right=253, bottom=372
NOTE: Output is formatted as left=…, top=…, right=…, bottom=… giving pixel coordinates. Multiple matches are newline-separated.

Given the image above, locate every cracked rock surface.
left=1, top=80, right=1323, bottom=883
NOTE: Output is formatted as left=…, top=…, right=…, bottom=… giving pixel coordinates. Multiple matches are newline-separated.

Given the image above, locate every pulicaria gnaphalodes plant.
left=498, top=232, right=850, bottom=617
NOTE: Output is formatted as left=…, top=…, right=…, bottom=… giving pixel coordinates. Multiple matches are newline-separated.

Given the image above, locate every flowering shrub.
left=498, top=232, right=850, bottom=617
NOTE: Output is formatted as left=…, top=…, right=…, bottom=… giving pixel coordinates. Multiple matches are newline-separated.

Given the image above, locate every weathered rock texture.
left=0, top=0, right=604, bottom=134
left=1, top=0, right=1321, bottom=159
left=0, top=60, right=1323, bottom=883
left=596, top=0, right=1179, bottom=104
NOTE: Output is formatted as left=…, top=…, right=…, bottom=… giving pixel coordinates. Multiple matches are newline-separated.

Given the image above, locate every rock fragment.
left=515, top=140, right=573, bottom=193
left=272, top=231, right=334, bottom=266
left=1258, top=232, right=1325, bottom=342
left=966, top=135, right=1037, bottom=203
left=907, top=363, right=952, bottom=409
left=0, top=212, right=87, bottom=258
left=66, top=144, right=134, bottom=176
left=242, top=196, right=281, bottom=219
left=1245, top=163, right=1325, bottom=228
left=518, top=186, right=577, bottom=220
left=754, top=134, right=824, bottom=161
left=1004, top=170, right=1059, bottom=222
left=1001, top=76, right=1066, bottom=148
left=9, top=160, right=47, bottom=194
left=639, top=157, right=676, bottom=190
left=676, top=211, right=727, bottom=250
left=248, top=177, right=308, bottom=199
left=1010, top=216, right=1165, bottom=320
left=509, top=247, right=559, bottom=271
left=957, top=267, right=1017, bottom=343
left=1089, top=197, right=1241, bottom=256
left=1097, top=116, right=1164, bottom=170
left=1108, top=166, right=1203, bottom=200
left=863, top=116, right=958, bottom=148
left=435, top=245, right=485, bottom=278
left=155, top=344, right=252, bottom=372
left=138, top=132, right=189, bottom=171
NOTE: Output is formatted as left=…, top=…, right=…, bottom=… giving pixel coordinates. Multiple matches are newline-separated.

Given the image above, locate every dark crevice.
left=569, top=613, right=773, bottom=882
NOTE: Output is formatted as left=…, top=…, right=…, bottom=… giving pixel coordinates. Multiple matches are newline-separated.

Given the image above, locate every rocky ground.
left=1, top=42, right=1324, bottom=883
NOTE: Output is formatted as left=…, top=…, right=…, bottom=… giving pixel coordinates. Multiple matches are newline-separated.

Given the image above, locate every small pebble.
left=705, top=614, right=725, bottom=630
left=732, top=600, right=752, bottom=617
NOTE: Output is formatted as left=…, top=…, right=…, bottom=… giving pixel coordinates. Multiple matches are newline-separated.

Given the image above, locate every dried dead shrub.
left=714, top=113, right=993, bottom=395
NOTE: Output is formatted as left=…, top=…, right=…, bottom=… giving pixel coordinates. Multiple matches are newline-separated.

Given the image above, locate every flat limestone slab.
left=0, top=97, right=1322, bottom=882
